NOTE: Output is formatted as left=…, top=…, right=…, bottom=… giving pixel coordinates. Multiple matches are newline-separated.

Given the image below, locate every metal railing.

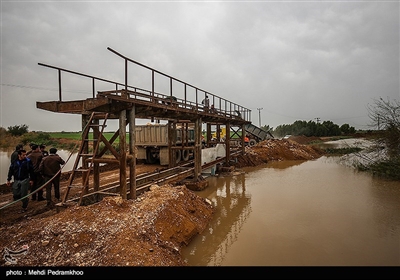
left=38, top=47, right=252, bottom=122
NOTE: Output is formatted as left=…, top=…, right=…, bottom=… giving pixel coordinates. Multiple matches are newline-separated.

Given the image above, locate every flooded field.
left=182, top=155, right=400, bottom=266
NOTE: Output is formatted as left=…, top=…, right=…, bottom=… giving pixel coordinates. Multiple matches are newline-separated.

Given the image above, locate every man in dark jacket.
left=39, top=148, right=65, bottom=206
left=40, top=144, right=49, bottom=157
left=10, top=144, right=23, bottom=165
left=7, top=149, right=34, bottom=212
left=27, top=144, right=45, bottom=201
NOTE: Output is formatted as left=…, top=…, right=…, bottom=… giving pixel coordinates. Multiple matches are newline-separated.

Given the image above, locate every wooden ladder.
left=61, top=112, right=109, bottom=205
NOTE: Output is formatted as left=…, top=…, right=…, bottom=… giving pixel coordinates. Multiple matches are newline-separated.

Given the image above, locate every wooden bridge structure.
left=36, top=47, right=252, bottom=205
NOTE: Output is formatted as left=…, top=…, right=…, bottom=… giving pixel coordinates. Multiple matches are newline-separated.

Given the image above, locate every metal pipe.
left=58, top=69, right=62, bottom=101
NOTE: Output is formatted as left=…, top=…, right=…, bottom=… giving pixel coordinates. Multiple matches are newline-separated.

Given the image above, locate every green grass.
left=49, top=132, right=82, bottom=140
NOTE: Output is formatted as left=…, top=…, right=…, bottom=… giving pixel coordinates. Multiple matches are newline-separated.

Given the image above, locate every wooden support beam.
left=119, top=110, right=127, bottom=199
left=194, top=117, right=202, bottom=179
left=36, top=100, right=86, bottom=113
left=93, top=118, right=100, bottom=194
left=206, top=123, right=211, bottom=147
left=129, top=106, right=136, bottom=199
left=168, top=120, right=176, bottom=168
left=241, top=123, right=246, bottom=155
left=81, top=114, right=90, bottom=189
left=83, top=155, right=134, bottom=165
left=225, top=122, right=231, bottom=165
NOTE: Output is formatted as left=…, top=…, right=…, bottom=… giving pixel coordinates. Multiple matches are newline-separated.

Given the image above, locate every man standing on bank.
left=7, top=149, right=34, bottom=213
left=40, top=144, right=49, bottom=157
left=39, top=148, right=65, bottom=206
left=27, top=144, right=45, bottom=201
left=10, top=144, right=23, bottom=165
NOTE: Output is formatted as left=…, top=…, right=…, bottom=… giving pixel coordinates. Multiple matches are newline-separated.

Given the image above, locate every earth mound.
left=233, top=138, right=324, bottom=168
left=0, top=184, right=213, bottom=266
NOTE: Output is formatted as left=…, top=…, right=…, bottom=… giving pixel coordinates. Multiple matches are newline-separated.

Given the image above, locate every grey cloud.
left=1, top=1, right=398, bottom=132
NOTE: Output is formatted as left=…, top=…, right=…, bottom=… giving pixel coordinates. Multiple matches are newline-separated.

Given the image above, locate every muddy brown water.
left=182, top=155, right=400, bottom=266
left=2, top=140, right=399, bottom=267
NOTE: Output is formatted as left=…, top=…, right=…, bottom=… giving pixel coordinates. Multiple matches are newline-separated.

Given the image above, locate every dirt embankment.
left=0, top=185, right=213, bottom=266
left=0, top=137, right=324, bottom=267
left=233, top=138, right=324, bottom=168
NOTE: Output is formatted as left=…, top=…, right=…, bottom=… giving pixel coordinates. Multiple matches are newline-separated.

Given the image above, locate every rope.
left=0, top=141, right=79, bottom=211
left=1, top=112, right=100, bottom=211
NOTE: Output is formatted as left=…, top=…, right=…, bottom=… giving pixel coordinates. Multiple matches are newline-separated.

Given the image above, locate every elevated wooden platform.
left=37, top=89, right=249, bottom=126
left=37, top=47, right=251, bottom=204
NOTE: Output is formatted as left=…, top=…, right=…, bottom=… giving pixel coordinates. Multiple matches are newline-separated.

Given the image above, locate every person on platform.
left=202, top=95, right=210, bottom=111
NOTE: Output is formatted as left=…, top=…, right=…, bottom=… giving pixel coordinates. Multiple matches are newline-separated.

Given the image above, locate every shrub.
left=21, top=132, right=52, bottom=146
left=7, top=124, right=29, bottom=136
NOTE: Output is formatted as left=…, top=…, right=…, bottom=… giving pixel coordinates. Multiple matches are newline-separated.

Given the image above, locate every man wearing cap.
left=11, top=144, right=23, bottom=165
left=40, top=144, right=49, bottom=157
left=27, top=144, right=45, bottom=201
left=39, top=148, right=65, bottom=206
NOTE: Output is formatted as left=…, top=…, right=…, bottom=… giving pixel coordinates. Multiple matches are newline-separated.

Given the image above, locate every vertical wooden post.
left=168, top=121, right=177, bottom=168
left=241, top=123, right=246, bottom=155
left=119, top=110, right=127, bottom=199
left=184, top=122, right=188, bottom=147
left=81, top=114, right=90, bottom=188
left=168, top=120, right=173, bottom=168
left=225, top=122, right=231, bottom=166
left=93, top=117, right=100, bottom=196
left=129, top=107, right=136, bottom=199
left=206, top=123, right=211, bottom=147
left=194, top=117, right=202, bottom=180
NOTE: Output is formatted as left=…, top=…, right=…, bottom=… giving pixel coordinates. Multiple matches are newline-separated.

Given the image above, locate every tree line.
left=262, top=120, right=356, bottom=138
left=260, top=97, right=399, bottom=180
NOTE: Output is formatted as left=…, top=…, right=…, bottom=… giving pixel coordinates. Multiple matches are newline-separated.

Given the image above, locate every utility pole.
left=257, top=108, right=263, bottom=127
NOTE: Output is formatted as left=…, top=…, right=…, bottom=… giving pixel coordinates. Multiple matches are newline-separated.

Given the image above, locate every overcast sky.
left=1, top=0, right=399, bottom=132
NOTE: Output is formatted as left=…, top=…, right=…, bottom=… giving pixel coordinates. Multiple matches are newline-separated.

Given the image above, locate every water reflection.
left=184, top=173, right=252, bottom=266
left=265, top=160, right=307, bottom=170
left=182, top=156, right=400, bottom=266
left=0, top=150, right=12, bottom=183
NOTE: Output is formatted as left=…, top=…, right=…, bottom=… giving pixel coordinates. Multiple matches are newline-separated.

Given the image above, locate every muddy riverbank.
left=0, top=138, right=324, bottom=267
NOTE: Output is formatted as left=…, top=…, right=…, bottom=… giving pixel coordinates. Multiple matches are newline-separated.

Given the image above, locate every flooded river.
left=182, top=156, right=400, bottom=266
left=1, top=139, right=399, bottom=266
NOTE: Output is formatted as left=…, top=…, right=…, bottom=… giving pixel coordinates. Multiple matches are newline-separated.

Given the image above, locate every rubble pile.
left=0, top=184, right=213, bottom=266
left=233, top=139, right=324, bottom=168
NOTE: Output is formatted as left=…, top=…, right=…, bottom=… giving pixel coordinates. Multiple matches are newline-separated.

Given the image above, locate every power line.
left=1, top=83, right=90, bottom=94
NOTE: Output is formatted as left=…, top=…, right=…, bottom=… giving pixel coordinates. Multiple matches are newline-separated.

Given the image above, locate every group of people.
left=7, top=143, right=65, bottom=213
